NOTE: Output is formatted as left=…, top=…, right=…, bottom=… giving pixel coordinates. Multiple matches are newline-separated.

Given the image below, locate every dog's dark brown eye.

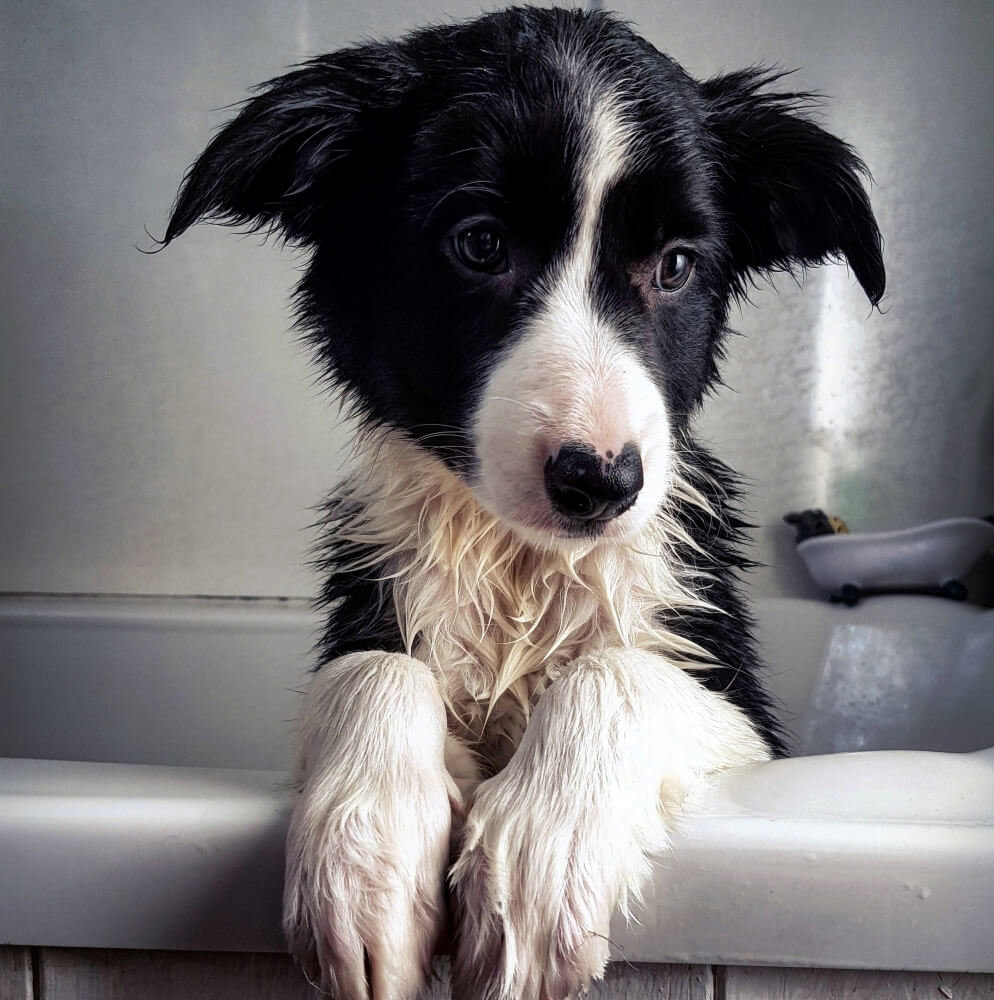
left=452, top=225, right=508, bottom=274
left=654, top=250, right=693, bottom=292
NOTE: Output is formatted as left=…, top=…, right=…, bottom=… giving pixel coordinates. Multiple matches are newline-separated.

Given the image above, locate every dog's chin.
left=474, top=489, right=654, bottom=552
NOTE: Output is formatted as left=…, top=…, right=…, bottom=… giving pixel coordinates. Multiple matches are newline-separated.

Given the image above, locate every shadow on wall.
left=973, top=391, right=994, bottom=605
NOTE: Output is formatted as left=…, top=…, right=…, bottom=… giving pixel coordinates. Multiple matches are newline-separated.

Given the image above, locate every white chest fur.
left=336, top=431, right=720, bottom=768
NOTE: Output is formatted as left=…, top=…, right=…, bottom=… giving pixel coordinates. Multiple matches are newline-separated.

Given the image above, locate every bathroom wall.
left=1, top=0, right=991, bottom=599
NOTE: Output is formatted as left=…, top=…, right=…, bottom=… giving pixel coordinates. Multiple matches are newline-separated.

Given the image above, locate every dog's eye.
left=653, top=250, right=693, bottom=292
left=451, top=224, right=508, bottom=274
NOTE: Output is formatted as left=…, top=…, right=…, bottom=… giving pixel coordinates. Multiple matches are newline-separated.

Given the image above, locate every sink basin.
left=1, top=595, right=992, bottom=970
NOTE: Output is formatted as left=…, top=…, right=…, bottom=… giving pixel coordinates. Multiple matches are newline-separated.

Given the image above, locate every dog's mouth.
left=525, top=495, right=648, bottom=545
left=554, top=493, right=641, bottom=533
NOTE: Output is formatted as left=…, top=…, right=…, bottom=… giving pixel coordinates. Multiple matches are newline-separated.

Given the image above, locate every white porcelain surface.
left=752, top=594, right=994, bottom=756
left=1, top=595, right=992, bottom=969
left=795, top=518, right=994, bottom=594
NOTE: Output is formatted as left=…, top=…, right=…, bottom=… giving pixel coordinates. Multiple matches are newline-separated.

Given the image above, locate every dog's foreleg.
left=283, top=651, right=459, bottom=1000
left=450, top=647, right=770, bottom=1000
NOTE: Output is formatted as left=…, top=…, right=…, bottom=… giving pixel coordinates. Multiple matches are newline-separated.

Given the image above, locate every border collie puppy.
left=163, top=7, right=883, bottom=998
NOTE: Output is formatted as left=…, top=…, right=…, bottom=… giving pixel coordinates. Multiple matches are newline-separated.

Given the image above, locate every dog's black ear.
left=162, top=43, right=417, bottom=246
left=702, top=70, right=885, bottom=305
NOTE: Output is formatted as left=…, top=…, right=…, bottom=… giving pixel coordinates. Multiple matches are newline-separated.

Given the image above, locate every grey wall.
left=2, top=0, right=991, bottom=599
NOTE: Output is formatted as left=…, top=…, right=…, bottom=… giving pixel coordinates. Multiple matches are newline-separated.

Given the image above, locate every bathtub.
left=1, top=594, right=992, bottom=972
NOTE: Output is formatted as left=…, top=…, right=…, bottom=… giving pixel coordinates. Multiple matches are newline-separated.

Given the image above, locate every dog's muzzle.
left=544, top=442, right=644, bottom=524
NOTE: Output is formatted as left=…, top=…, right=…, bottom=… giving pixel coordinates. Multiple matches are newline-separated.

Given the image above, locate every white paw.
left=284, top=762, right=457, bottom=999
left=450, top=769, right=642, bottom=1000
left=283, top=652, right=459, bottom=1000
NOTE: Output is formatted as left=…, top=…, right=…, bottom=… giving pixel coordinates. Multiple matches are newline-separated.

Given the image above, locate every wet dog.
left=163, top=8, right=883, bottom=998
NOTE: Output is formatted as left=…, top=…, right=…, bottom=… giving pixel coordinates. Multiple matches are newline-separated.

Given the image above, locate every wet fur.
left=315, top=429, right=786, bottom=770
left=162, top=7, right=883, bottom=998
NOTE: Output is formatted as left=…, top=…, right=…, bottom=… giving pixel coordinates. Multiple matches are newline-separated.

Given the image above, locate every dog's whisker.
left=424, top=180, right=505, bottom=229
left=481, top=395, right=551, bottom=419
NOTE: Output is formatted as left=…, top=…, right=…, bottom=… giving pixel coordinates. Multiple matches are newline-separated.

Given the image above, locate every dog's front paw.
left=284, top=762, right=457, bottom=999
left=450, top=771, right=635, bottom=1000
left=283, top=651, right=461, bottom=999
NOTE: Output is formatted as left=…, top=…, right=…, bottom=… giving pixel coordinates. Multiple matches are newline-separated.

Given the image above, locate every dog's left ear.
left=161, top=42, right=418, bottom=247
left=702, top=71, right=885, bottom=305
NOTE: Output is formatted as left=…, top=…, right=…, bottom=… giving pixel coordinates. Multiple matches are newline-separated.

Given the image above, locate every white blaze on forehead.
left=474, top=91, right=672, bottom=541
left=568, top=94, right=631, bottom=297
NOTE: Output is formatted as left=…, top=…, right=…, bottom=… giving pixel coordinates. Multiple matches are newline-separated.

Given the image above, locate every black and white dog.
left=163, top=7, right=883, bottom=998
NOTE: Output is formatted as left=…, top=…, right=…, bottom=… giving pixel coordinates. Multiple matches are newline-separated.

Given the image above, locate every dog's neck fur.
left=334, top=429, right=720, bottom=764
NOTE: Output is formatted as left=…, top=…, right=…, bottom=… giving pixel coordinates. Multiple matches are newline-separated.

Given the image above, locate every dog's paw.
left=284, top=762, right=458, bottom=1000
left=282, top=651, right=462, bottom=999
left=450, top=770, right=640, bottom=1000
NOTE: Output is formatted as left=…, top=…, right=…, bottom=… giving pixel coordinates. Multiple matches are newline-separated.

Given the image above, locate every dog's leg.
left=284, top=651, right=460, bottom=1000
left=450, top=647, right=770, bottom=1000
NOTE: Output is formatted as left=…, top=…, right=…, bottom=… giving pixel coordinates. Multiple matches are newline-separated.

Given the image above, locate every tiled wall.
left=2, top=0, right=991, bottom=599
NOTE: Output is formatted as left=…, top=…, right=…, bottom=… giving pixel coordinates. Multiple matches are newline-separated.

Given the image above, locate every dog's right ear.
left=702, top=70, right=885, bottom=306
left=161, top=43, right=418, bottom=246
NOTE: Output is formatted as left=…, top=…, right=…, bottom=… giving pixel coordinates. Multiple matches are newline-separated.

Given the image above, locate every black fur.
left=666, top=438, right=789, bottom=756
left=163, top=6, right=884, bottom=759
left=312, top=496, right=404, bottom=663
left=163, top=8, right=883, bottom=453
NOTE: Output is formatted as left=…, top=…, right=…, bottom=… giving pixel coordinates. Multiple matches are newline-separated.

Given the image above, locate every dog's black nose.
left=544, top=442, right=644, bottom=522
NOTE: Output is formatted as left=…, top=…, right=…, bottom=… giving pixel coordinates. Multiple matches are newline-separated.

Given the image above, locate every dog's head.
left=163, top=7, right=884, bottom=546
